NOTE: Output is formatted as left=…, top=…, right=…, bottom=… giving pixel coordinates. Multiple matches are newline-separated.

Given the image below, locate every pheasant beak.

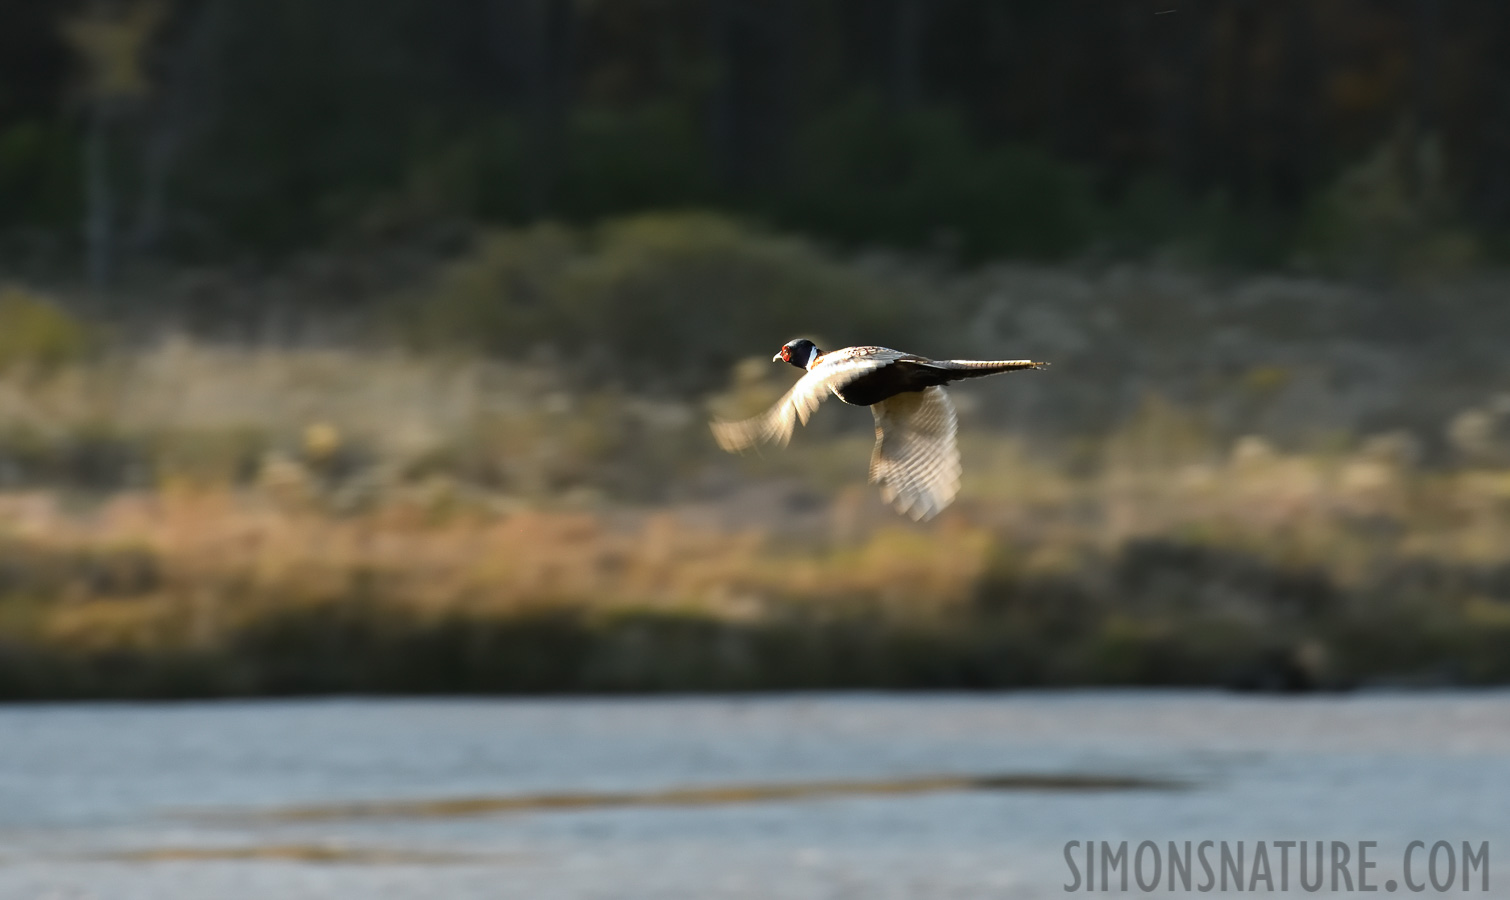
left=775, top=348, right=789, bottom=363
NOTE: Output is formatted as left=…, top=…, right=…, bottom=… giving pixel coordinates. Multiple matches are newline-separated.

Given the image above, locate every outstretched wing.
left=869, top=385, right=961, bottom=521
left=710, top=351, right=905, bottom=451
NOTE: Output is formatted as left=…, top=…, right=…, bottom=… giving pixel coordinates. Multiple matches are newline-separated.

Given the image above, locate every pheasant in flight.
left=711, top=339, right=1047, bottom=520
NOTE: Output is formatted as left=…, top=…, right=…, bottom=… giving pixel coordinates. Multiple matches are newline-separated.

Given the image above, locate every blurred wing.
left=868, top=386, right=961, bottom=521
left=710, top=353, right=902, bottom=451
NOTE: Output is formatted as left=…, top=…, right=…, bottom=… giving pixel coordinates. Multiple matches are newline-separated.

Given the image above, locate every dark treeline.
left=2, top=0, right=1506, bottom=271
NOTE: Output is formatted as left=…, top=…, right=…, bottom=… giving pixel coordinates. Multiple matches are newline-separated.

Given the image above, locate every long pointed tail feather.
left=927, top=359, right=1048, bottom=378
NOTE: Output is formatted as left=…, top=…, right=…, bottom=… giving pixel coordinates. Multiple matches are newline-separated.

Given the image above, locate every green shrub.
left=1096, top=177, right=1295, bottom=267
left=0, top=287, right=96, bottom=373
left=779, top=95, right=1097, bottom=259
left=0, top=122, right=80, bottom=229
left=1294, top=126, right=1479, bottom=275
left=560, top=103, right=716, bottom=217
left=395, top=212, right=921, bottom=390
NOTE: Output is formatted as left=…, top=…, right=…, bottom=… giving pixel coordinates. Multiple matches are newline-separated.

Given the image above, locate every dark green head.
left=774, top=338, right=820, bottom=369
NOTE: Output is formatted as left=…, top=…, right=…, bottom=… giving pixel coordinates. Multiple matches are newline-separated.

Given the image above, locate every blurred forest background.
left=2, top=0, right=1510, bottom=698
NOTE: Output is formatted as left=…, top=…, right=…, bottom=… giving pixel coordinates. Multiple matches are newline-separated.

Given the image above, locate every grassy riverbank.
left=2, top=216, right=1510, bottom=697
left=2, top=422, right=1509, bottom=698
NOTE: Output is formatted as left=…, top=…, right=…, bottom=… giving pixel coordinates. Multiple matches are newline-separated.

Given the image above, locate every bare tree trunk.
left=1152, top=0, right=1204, bottom=192
left=482, top=0, right=575, bottom=216
left=523, top=0, right=574, bottom=216
left=886, top=0, right=921, bottom=111
left=83, top=103, right=113, bottom=294
left=131, top=0, right=228, bottom=255
left=707, top=0, right=792, bottom=192
left=1469, top=8, right=1510, bottom=227
left=1408, top=0, right=1441, bottom=207
left=708, top=0, right=737, bottom=189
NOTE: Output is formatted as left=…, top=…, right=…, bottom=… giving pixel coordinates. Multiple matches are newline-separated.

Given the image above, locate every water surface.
left=1, top=691, right=1507, bottom=899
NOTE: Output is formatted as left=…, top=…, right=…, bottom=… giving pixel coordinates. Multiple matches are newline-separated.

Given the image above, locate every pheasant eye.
left=781, top=347, right=790, bottom=361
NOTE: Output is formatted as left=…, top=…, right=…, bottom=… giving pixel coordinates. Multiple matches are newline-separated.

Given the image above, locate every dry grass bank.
left=1, top=391, right=1508, bottom=696
left=4, top=224, right=1510, bottom=695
